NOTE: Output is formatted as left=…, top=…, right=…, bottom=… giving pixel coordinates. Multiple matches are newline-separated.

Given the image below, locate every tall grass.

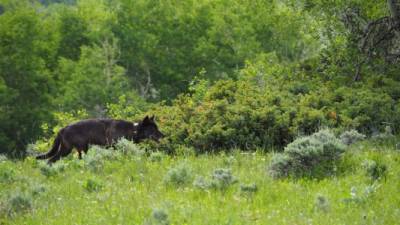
left=0, top=138, right=399, bottom=224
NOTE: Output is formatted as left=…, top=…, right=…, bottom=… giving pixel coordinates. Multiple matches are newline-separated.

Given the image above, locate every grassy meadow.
left=1, top=138, right=399, bottom=225
left=1, top=1, right=400, bottom=224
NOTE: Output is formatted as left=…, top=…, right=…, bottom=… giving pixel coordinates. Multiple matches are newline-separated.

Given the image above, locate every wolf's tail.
left=36, top=131, right=62, bottom=160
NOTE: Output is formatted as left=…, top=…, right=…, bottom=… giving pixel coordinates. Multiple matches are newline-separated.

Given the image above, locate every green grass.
left=1, top=139, right=400, bottom=225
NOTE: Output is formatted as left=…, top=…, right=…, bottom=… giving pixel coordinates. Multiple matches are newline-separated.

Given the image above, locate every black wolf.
left=36, top=116, right=164, bottom=164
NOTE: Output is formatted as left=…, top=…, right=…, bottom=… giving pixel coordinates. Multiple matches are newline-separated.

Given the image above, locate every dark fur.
left=36, top=116, right=163, bottom=164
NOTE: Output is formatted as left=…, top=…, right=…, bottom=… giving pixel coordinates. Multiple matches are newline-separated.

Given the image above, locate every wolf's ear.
left=150, top=115, right=155, bottom=121
left=143, top=115, right=150, bottom=124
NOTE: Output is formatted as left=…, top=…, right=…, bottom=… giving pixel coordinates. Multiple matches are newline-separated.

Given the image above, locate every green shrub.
left=83, top=178, right=103, bottom=192
left=84, top=145, right=118, bottom=172
left=192, top=168, right=238, bottom=191
left=193, top=176, right=210, bottom=190
left=371, top=125, right=395, bottom=142
left=343, top=183, right=381, bottom=204
left=268, top=154, right=292, bottom=179
left=144, top=71, right=400, bottom=154
left=362, top=160, right=387, bottom=181
left=115, top=138, right=144, bottom=156
left=0, top=154, right=8, bottom=162
left=39, top=58, right=399, bottom=155
left=0, top=168, right=15, bottom=183
left=145, top=208, right=170, bottom=225
left=30, top=184, right=46, bottom=197
left=40, top=162, right=66, bottom=177
left=340, top=130, right=366, bottom=145
left=149, top=152, right=165, bottom=162
left=148, top=79, right=295, bottom=152
left=210, top=168, right=237, bottom=190
left=269, top=129, right=346, bottom=178
left=0, top=192, right=33, bottom=217
left=314, top=194, right=330, bottom=212
left=334, top=87, right=396, bottom=134
left=240, top=183, right=258, bottom=195
left=164, top=163, right=192, bottom=187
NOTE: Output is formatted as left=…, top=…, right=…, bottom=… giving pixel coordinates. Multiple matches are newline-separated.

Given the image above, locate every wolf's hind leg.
left=48, top=143, right=72, bottom=164
left=77, top=144, right=88, bottom=160
left=77, top=150, right=82, bottom=160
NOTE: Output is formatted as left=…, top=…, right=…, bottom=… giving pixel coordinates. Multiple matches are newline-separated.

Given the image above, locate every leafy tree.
left=114, top=0, right=320, bottom=100
left=56, top=38, right=142, bottom=117
left=55, top=6, right=89, bottom=60
left=0, top=4, right=54, bottom=156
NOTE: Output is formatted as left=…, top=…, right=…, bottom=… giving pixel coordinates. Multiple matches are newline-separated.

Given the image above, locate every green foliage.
left=40, top=162, right=66, bottom=177
left=0, top=167, right=15, bottom=183
left=148, top=54, right=399, bottom=152
left=269, top=129, right=346, bottom=178
left=114, top=138, right=145, bottom=156
left=0, top=155, right=7, bottom=162
left=146, top=208, right=170, bottom=225
left=83, top=178, right=103, bottom=192
left=239, top=183, right=258, bottom=195
left=0, top=3, right=55, bottom=156
left=30, top=184, right=46, bottom=197
left=114, top=0, right=320, bottom=99
left=1, top=2, right=400, bottom=223
left=164, top=163, right=193, bottom=187
left=343, top=183, right=382, bottom=205
left=362, top=160, right=388, bottom=181
left=333, top=87, right=396, bottom=133
left=55, top=6, right=89, bottom=60
left=340, top=129, right=366, bottom=145
left=57, top=40, right=142, bottom=116
left=106, top=94, right=149, bottom=120
left=0, top=155, right=8, bottom=162
left=192, top=176, right=210, bottom=190
left=268, top=154, right=293, bottom=179
left=192, top=168, right=238, bottom=191
left=210, top=168, right=237, bottom=191
left=84, top=145, right=117, bottom=172
left=0, top=140, right=399, bottom=224
left=1, top=0, right=399, bottom=156
left=0, top=191, right=32, bottom=217
left=314, top=194, right=330, bottom=213
left=149, top=152, right=165, bottom=162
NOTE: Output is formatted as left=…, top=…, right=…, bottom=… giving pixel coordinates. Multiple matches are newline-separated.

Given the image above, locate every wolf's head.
left=135, top=115, right=164, bottom=142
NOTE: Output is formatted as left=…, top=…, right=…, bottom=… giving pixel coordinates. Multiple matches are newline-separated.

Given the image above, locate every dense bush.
left=362, top=160, right=388, bottom=181
left=340, top=130, right=366, bottom=145
left=114, top=138, right=145, bottom=156
left=268, top=154, right=293, bottom=179
left=210, top=168, right=238, bottom=190
left=0, top=191, right=33, bottom=217
left=164, top=163, right=193, bottom=187
left=193, top=168, right=237, bottom=191
left=146, top=208, right=170, bottom=225
left=268, top=129, right=346, bottom=178
left=149, top=152, right=165, bottom=162
left=33, top=63, right=399, bottom=155
left=40, top=162, right=66, bottom=177
left=314, top=194, right=330, bottom=212
left=84, top=145, right=118, bottom=172
left=118, top=54, right=396, bottom=154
